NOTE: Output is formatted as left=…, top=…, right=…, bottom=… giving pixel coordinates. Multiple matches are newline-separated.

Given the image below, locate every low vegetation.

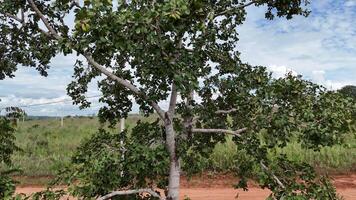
left=7, top=116, right=356, bottom=181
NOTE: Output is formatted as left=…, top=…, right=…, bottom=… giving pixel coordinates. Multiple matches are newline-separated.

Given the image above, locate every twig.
left=215, top=0, right=259, bottom=17
left=2, top=12, right=24, bottom=23
left=215, top=108, right=238, bottom=114
left=192, top=128, right=247, bottom=137
left=27, top=0, right=60, bottom=39
left=168, top=82, right=177, bottom=117
left=71, top=0, right=80, bottom=8
left=20, top=8, right=25, bottom=26
left=183, top=91, right=194, bottom=132
left=260, top=161, right=286, bottom=189
left=97, top=189, right=165, bottom=200
left=84, top=55, right=166, bottom=120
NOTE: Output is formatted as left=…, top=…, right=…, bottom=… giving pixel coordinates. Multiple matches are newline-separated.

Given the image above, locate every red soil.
left=16, top=174, right=356, bottom=200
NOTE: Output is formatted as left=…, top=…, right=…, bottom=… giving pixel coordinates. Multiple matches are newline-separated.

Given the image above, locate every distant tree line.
left=339, top=85, right=356, bottom=100
left=339, top=85, right=356, bottom=119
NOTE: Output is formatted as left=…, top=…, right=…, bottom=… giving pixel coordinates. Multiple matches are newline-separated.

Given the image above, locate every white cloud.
left=268, top=65, right=298, bottom=78
left=311, top=70, right=326, bottom=84
left=311, top=70, right=353, bottom=90
left=0, top=94, right=103, bottom=116
left=239, top=0, right=356, bottom=74
left=266, top=67, right=353, bottom=90
left=236, top=0, right=356, bottom=92
left=345, top=0, right=356, bottom=7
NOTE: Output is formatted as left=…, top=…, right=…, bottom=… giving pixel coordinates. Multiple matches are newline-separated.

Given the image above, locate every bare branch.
left=20, top=9, right=25, bottom=24
left=1, top=9, right=27, bottom=30
left=260, top=161, right=286, bottom=189
left=37, top=28, right=51, bottom=36
left=97, top=189, right=165, bottom=200
left=27, top=0, right=60, bottom=39
left=167, top=36, right=183, bottom=118
left=67, top=0, right=81, bottom=10
left=26, top=0, right=166, bottom=120
left=1, top=12, right=24, bottom=23
left=27, top=0, right=57, bottom=34
left=215, top=108, right=238, bottom=114
left=168, top=82, right=178, bottom=117
left=84, top=55, right=166, bottom=120
left=215, top=0, right=259, bottom=17
left=238, top=0, right=259, bottom=9
left=183, top=91, right=194, bottom=130
left=192, top=128, right=247, bottom=137
left=71, top=0, right=80, bottom=8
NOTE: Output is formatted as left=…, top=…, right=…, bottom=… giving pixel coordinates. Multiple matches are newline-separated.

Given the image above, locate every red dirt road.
left=181, top=188, right=356, bottom=200
left=16, top=174, right=356, bottom=200
left=15, top=187, right=356, bottom=200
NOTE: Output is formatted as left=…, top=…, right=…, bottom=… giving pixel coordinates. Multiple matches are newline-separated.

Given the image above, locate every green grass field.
left=6, top=116, right=356, bottom=182
left=9, top=115, right=148, bottom=176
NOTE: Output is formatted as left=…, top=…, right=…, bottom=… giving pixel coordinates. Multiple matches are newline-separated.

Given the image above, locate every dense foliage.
left=59, top=125, right=169, bottom=199
left=339, top=85, right=356, bottom=101
left=339, top=85, right=356, bottom=120
left=1, top=0, right=355, bottom=200
left=0, top=118, right=17, bottom=199
left=0, top=107, right=22, bottom=199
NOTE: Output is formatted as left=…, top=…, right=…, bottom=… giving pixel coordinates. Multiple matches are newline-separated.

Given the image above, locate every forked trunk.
left=165, top=121, right=180, bottom=200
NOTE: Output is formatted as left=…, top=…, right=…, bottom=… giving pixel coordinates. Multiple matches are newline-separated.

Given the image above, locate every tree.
left=0, top=117, right=17, bottom=199
left=0, top=1, right=354, bottom=200
left=339, top=85, right=356, bottom=120
left=339, top=85, right=356, bottom=100
left=0, top=107, right=23, bottom=199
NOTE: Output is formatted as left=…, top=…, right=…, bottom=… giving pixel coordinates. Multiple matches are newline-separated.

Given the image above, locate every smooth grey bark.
left=165, top=121, right=180, bottom=200
left=191, top=128, right=247, bottom=137
left=165, top=83, right=180, bottom=200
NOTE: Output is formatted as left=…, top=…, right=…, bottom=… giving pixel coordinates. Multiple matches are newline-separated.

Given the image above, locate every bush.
left=58, top=121, right=169, bottom=199
left=0, top=117, right=20, bottom=199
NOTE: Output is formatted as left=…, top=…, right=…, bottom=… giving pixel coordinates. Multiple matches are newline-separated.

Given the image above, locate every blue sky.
left=1, top=0, right=356, bottom=116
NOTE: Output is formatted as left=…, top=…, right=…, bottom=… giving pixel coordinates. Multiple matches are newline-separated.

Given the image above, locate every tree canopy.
left=1, top=1, right=355, bottom=200
left=339, top=85, right=356, bottom=100
left=339, top=85, right=356, bottom=120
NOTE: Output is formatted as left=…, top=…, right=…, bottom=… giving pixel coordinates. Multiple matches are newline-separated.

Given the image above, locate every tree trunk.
left=165, top=120, right=180, bottom=200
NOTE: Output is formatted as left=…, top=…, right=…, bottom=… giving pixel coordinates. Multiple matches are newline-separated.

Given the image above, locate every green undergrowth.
left=4, top=117, right=356, bottom=185
left=5, top=115, right=153, bottom=177
left=209, top=133, right=356, bottom=174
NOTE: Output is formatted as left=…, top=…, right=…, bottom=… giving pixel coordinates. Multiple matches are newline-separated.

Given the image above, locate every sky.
left=1, top=0, right=356, bottom=116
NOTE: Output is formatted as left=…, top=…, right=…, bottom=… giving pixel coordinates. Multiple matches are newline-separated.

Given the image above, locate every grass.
left=278, top=141, right=356, bottom=173
left=209, top=136, right=238, bottom=171
left=4, top=116, right=356, bottom=185
left=210, top=134, right=356, bottom=174
left=8, top=115, right=152, bottom=176
left=11, top=117, right=100, bottom=176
